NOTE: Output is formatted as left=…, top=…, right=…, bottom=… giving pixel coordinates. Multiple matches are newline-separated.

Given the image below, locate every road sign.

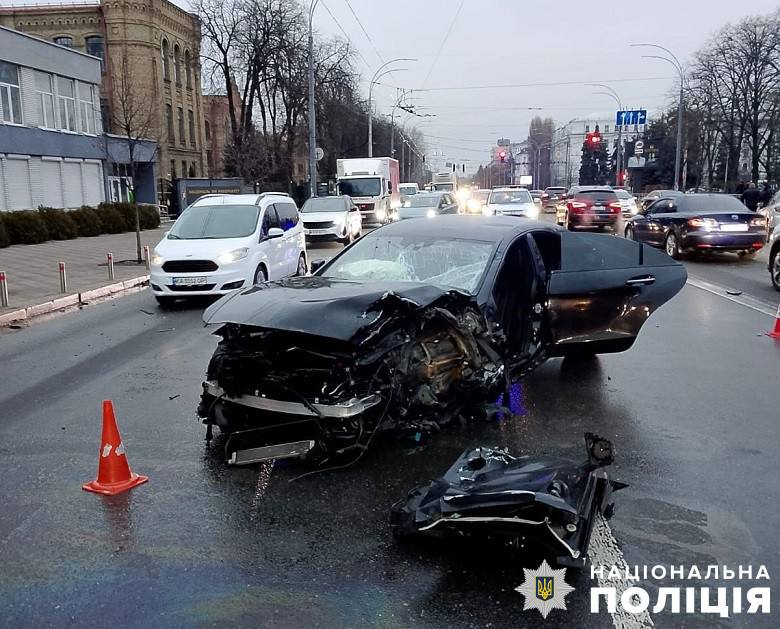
left=315, top=147, right=325, bottom=161
left=616, top=110, right=647, bottom=127
left=634, top=140, right=644, bottom=155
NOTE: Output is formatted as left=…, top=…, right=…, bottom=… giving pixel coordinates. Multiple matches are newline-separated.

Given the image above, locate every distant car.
left=625, top=192, right=767, bottom=260
left=529, top=189, right=544, bottom=206
left=768, top=221, right=780, bottom=291
left=641, top=189, right=676, bottom=211
left=150, top=193, right=307, bottom=307
left=399, top=183, right=420, bottom=197
left=300, top=195, right=362, bottom=246
left=615, top=189, right=640, bottom=216
left=485, top=187, right=540, bottom=218
left=465, top=189, right=491, bottom=214
left=558, top=186, right=621, bottom=231
left=542, top=186, right=568, bottom=212
left=397, top=192, right=458, bottom=220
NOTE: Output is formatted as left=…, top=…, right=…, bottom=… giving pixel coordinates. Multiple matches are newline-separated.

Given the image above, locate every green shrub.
left=3, top=210, right=50, bottom=245
left=138, top=204, right=161, bottom=230
left=38, top=207, right=79, bottom=240
left=0, top=214, right=9, bottom=248
left=96, top=204, right=127, bottom=234
left=70, top=206, right=104, bottom=237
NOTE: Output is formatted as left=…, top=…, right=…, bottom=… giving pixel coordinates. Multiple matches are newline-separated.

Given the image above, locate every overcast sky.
left=10, top=0, right=780, bottom=172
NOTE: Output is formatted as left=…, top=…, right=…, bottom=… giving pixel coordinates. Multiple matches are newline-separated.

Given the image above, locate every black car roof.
left=370, top=215, right=555, bottom=243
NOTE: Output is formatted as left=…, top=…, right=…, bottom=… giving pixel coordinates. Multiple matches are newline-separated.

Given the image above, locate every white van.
left=150, top=193, right=306, bottom=306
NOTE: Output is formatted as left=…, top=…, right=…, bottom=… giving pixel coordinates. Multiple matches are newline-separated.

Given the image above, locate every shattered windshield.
left=322, top=234, right=495, bottom=294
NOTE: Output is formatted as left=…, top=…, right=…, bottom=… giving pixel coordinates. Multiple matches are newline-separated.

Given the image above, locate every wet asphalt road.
left=1, top=233, right=779, bottom=629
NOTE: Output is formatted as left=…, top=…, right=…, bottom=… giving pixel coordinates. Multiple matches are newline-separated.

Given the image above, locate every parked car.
left=542, top=186, right=568, bottom=213
left=485, top=187, right=540, bottom=218
left=558, top=186, right=621, bottom=231
left=150, top=193, right=307, bottom=307
left=624, top=192, right=767, bottom=259
left=199, top=215, right=686, bottom=465
left=300, top=195, right=362, bottom=246
left=768, top=221, right=780, bottom=291
left=397, top=192, right=458, bottom=220
left=615, top=189, right=640, bottom=216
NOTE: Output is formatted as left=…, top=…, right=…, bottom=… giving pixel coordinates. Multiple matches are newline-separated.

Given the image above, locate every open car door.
left=546, top=232, right=687, bottom=356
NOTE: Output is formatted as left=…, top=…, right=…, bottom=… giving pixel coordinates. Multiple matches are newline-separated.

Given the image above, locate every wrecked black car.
left=390, top=433, right=626, bottom=568
left=198, top=216, right=686, bottom=464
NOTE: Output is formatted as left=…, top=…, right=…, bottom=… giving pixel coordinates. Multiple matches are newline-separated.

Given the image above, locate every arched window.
left=173, top=44, right=181, bottom=86
left=161, top=39, right=170, bottom=81
left=53, top=36, right=73, bottom=47
left=204, top=120, right=211, bottom=141
left=184, top=50, right=192, bottom=89
left=85, top=35, right=104, bottom=72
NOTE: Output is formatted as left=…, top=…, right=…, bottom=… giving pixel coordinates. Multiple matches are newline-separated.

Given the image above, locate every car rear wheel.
left=295, top=254, right=307, bottom=276
left=771, top=247, right=780, bottom=291
left=254, top=264, right=268, bottom=284
left=664, top=232, right=681, bottom=259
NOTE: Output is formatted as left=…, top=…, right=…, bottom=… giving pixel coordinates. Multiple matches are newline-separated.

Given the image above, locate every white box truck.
left=431, top=171, right=459, bottom=193
left=337, top=157, right=400, bottom=225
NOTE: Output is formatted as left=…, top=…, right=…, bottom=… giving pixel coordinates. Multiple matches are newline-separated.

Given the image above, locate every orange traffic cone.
left=82, top=400, right=148, bottom=495
left=769, top=304, right=780, bottom=340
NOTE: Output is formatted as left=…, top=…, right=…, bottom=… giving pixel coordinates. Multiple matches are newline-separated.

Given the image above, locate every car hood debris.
left=390, top=433, right=627, bottom=568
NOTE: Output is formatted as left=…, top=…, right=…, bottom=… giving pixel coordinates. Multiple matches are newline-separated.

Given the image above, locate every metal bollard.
left=58, top=261, right=68, bottom=293
left=0, top=271, right=8, bottom=307
left=107, top=252, right=115, bottom=281
left=143, top=245, right=151, bottom=271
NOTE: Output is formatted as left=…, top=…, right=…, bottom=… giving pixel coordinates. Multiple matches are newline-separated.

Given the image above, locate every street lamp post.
left=368, top=59, right=416, bottom=158
left=632, top=43, right=685, bottom=190
left=587, top=84, right=624, bottom=187
left=307, top=0, right=320, bottom=198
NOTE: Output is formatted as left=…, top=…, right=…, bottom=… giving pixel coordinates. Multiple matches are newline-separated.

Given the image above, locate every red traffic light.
left=499, top=150, right=507, bottom=162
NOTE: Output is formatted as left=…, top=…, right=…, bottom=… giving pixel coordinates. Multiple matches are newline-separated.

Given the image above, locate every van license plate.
left=172, top=276, right=208, bottom=286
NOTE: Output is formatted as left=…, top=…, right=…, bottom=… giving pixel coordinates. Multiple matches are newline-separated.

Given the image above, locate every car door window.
left=275, top=202, right=300, bottom=231
left=261, top=205, right=280, bottom=237
left=560, top=232, right=641, bottom=271
left=650, top=199, right=677, bottom=214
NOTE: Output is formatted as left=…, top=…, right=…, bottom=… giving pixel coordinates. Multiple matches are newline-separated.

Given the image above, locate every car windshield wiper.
left=167, top=234, right=182, bottom=239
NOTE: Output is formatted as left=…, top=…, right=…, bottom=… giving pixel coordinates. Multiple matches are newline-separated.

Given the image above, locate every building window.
left=170, top=159, right=177, bottom=179
left=177, top=107, right=185, bottom=145
left=585, top=124, right=590, bottom=133
left=161, top=39, right=171, bottom=81
left=0, top=61, right=22, bottom=124
left=181, top=160, right=187, bottom=178
left=184, top=50, right=192, bottom=89
left=189, top=164, right=196, bottom=177
left=604, top=124, right=610, bottom=133
left=166, top=103, right=174, bottom=144
left=57, top=76, right=76, bottom=131
left=204, top=120, right=211, bottom=141
left=54, top=36, right=73, bottom=47
left=173, top=44, right=181, bottom=86
left=34, top=71, right=56, bottom=128
left=188, top=109, right=196, bottom=148
left=85, top=36, right=104, bottom=72
left=79, top=82, right=96, bottom=134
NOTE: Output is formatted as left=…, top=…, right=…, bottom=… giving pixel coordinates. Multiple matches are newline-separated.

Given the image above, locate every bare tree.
left=110, top=50, right=158, bottom=263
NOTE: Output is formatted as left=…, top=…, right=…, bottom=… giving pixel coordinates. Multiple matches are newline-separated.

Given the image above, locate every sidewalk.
left=0, top=227, right=168, bottom=322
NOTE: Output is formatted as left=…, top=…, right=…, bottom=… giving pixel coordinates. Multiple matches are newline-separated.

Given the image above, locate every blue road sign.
left=616, top=109, right=647, bottom=126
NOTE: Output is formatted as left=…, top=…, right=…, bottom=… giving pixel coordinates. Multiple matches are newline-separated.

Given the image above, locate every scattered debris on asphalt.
left=390, top=433, right=626, bottom=568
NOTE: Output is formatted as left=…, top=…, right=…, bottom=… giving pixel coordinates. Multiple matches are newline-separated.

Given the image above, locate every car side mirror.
left=267, top=227, right=284, bottom=239
left=164, top=231, right=171, bottom=237
left=310, top=258, right=327, bottom=273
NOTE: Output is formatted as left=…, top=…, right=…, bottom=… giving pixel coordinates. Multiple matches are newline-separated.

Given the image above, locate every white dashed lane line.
left=686, top=276, right=778, bottom=318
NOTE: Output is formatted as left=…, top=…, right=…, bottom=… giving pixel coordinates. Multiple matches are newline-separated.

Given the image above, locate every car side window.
left=560, top=232, right=641, bottom=271
left=261, top=205, right=280, bottom=236
left=275, top=202, right=300, bottom=231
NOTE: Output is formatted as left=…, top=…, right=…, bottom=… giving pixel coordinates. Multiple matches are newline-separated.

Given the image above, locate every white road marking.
left=589, top=516, right=655, bottom=629
left=686, top=276, right=777, bottom=317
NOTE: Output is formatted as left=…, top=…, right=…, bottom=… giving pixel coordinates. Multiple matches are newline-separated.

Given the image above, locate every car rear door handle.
left=626, top=275, right=656, bottom=286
